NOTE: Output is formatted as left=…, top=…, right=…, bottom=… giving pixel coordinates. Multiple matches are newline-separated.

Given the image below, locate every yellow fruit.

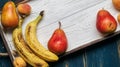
left=13, top=57, right=26, bottom=67
left=1, top=1, right=19, bottom=29
left=112, top=0, right=120, bottom=11
left=17, top=3, right=31, bottom=15
left=12, top=15, right=49, bottom=67
left=25, top=11, right=59, bottom=62
left=117, top=13, right=120, bottom=23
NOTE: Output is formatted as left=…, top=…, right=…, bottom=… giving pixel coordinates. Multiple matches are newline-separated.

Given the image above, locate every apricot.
left=112, top=0, right=120, bottom=11
left=17, top=3, right=31, bottom=15
left=13, top=57, right=26, bottom=67
left=117, top=13, right=120, bottom=23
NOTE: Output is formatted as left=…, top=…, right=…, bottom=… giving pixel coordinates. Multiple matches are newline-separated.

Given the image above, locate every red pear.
left=96, top=9, right=117, bottom=34
left=48, top=22, right=68, bottom=55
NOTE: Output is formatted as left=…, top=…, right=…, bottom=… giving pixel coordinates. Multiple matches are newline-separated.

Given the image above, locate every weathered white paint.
left=1, top=0, right=120, bottom=57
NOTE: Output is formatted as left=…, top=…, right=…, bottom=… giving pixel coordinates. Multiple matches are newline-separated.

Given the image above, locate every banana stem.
left=18, top=18, right=24, bottom=28
left=39, top=10, right=44, bottom=17
left=18, top=15, right=26, bottom=28
left=34, top=10, right=44, bottom=25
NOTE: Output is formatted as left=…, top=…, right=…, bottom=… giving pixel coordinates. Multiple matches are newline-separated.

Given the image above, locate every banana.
left=12, top=16, right=49, bottom=67
left=25, top=11, right=59, bottom=62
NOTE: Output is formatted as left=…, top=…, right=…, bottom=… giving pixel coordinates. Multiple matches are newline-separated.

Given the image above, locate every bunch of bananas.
left=12, top=11, right=59, bottom=67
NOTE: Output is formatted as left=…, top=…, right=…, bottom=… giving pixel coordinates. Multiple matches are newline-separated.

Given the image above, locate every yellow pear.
left=1, top=1, right=19, bottom=29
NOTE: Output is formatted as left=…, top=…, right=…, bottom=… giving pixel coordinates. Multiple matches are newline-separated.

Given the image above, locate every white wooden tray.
left=0, top=0, right=120, bottom=61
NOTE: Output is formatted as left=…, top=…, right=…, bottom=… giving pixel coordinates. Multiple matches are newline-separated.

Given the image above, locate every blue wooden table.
left=0, top=0, right=120, bottom=67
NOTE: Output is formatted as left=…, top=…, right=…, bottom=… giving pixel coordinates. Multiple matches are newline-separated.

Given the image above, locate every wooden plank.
left=117, top=39, right=120, bottom=58
left=24, top=0, right=119, bottom=52
left=0, top=57, right=13, bottom=67
left=3, top=0, right=120, bottom=56
left=0, top=0, right=120, bottom=67
left=85, top=36, right=120, bottom=67
left=49, top=49, right=85, bottom=67
left=0, top=36, right=13, bottom=67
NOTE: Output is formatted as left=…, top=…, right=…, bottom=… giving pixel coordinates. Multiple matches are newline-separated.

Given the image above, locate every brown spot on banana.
left=28, top=26, right=31, bottom=33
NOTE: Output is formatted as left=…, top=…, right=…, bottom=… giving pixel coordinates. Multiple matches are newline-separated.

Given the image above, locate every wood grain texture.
left=0, top=0, right=8, bottom=10
left=0, top=36, right=13, bottom=67
left=2, top=0, right=120, bottom=55
left=85, top=38, right=120, bottom=67
left=49, top=48, right=85, bottom=67
left=0, top=0, right=120, bottom=67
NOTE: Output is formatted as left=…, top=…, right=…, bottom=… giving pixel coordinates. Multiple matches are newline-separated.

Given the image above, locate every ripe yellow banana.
left=12, top=16, right=49, bottom=67
left=25, top=11, right=59, bottom=62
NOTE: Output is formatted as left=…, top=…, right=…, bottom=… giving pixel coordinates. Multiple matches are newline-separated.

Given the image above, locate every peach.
left=17, top=3, right=31, bottom=15
left=112, top=0, right=120, bottom=11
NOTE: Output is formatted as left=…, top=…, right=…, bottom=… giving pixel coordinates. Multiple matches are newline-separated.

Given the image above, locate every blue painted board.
left=0, top=36, right=13, bottom=67
left=85, top=36, right=120, bottom=67
left=0, top=0, right=8, bottom=9
left=49, top=50, right=84, bottom=67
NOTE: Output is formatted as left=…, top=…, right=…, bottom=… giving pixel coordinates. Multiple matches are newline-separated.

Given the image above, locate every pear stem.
left=59, top=21, right=61, bottom=29
left=102, top=8, right=104, bottom=10
left=18, top=17, right=24, bottom=28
